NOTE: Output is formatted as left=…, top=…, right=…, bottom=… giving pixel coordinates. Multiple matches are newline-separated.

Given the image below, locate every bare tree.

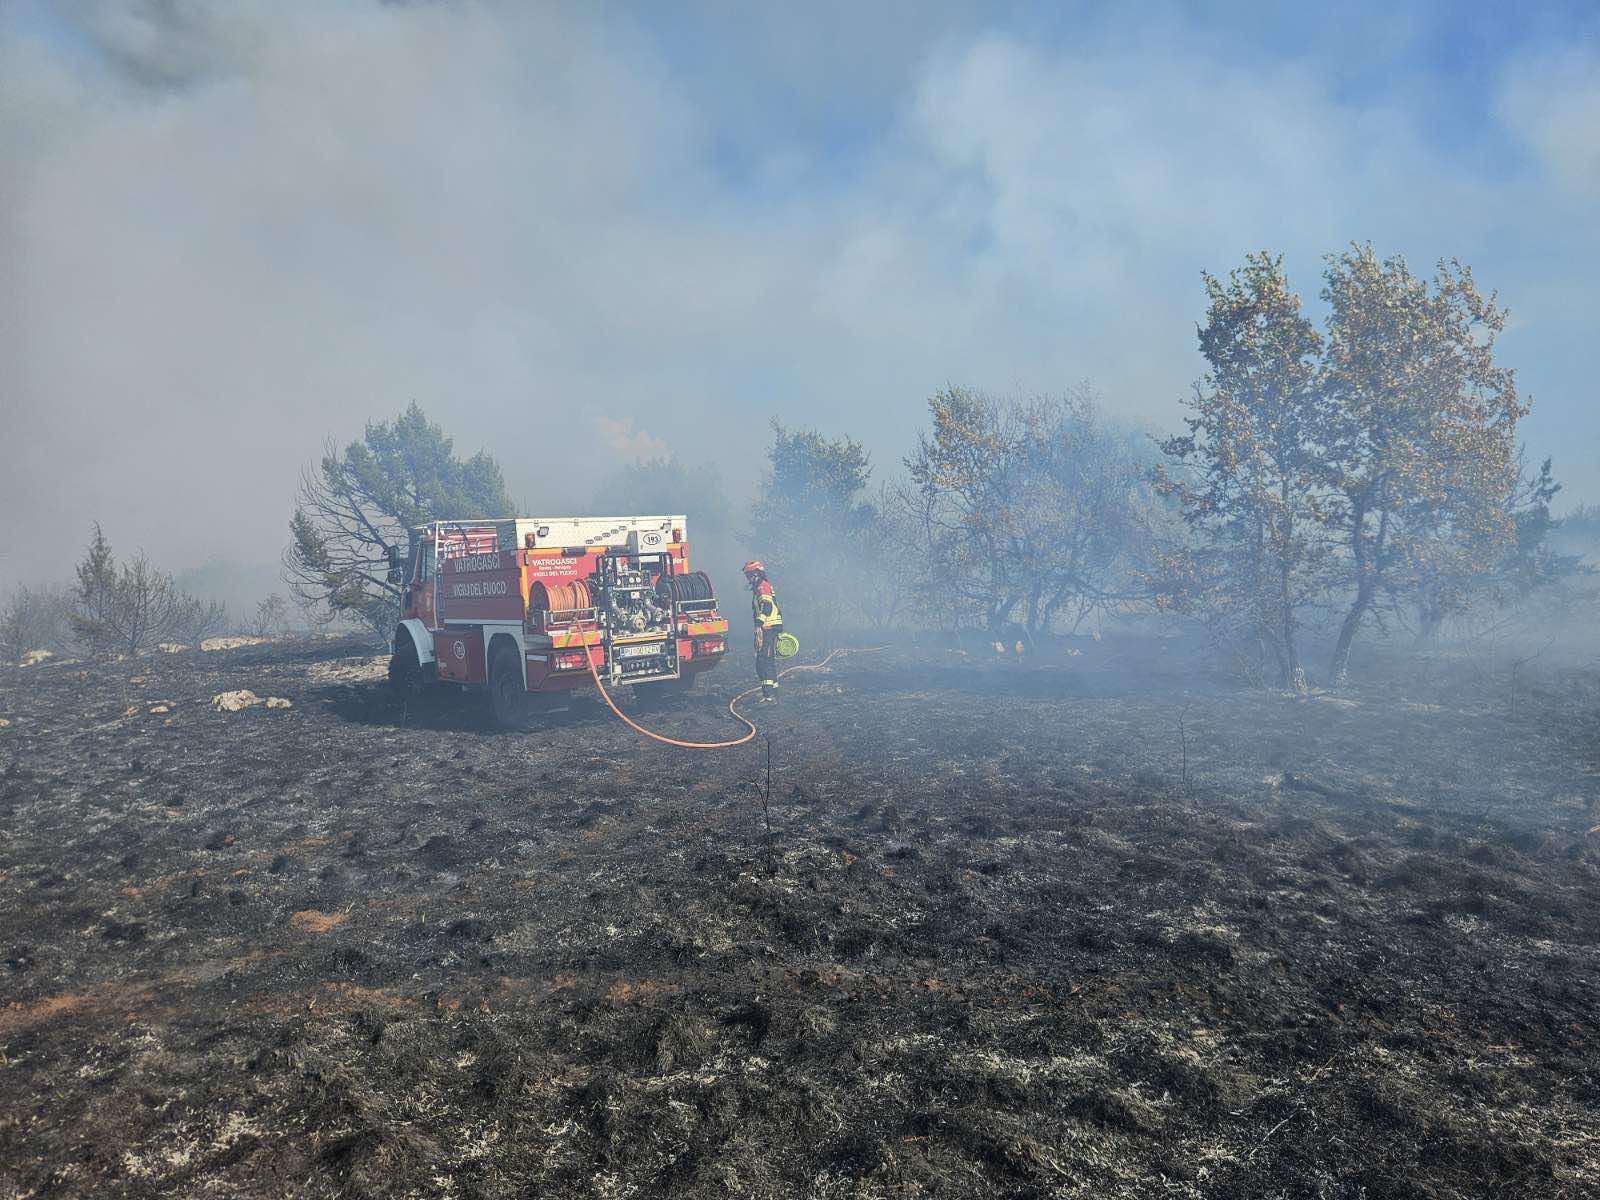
left=172, top=593, right=229, bottom=649
left=0, top=592, right=23, bottom=668
left=0, top=584, right=71, bottom=666
left=105, top=552, right=180, bottom=656
left=285, top=404, right=512, bottom=642
left=64, top=526, right=228, bottom=657
left=250, top=593, right=292, bottom=638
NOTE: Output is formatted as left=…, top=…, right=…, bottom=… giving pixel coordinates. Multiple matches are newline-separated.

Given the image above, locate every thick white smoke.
left=2, top=1, right=1594, bottom=588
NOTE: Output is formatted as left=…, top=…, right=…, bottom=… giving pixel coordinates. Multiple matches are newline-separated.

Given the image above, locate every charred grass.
left=0, top=635, right=1597, bottom=1197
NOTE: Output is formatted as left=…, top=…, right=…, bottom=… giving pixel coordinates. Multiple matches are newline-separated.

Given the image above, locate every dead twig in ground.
left=1246, top=1055, right=1341, bottom=1163
left=1256, top=1112, right=1298, bottom=1151
left=1507, top=634, right=1556, bottom=717
left=1177, top=698, right=1193, bottom=799
left=762, top=735, right=775, bottom=875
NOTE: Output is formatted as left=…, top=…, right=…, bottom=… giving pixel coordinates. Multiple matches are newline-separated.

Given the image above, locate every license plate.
left=619, top=643, right=664, bottom=659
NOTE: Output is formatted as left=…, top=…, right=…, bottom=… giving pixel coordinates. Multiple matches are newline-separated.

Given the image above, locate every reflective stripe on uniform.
left=752, top=583, right=783, bottom=628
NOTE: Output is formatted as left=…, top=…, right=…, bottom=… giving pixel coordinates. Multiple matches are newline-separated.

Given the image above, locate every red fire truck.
left=387, top=516, right=729, bottom=727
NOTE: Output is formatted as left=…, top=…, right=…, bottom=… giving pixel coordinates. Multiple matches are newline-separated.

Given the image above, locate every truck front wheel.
left=389, top=633, right=420, bottom=694
left=489, top=644, right=527, bottom=729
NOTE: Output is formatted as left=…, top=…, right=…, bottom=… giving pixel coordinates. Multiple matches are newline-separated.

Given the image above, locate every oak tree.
left=906, top=386, right=1149, bottom=638
left=1156, top=253, right=1329, bottom=687
left=1320, top=247, right=1528, bottom=681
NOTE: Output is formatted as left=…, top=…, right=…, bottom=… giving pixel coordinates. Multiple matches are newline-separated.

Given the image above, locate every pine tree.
left=285, top=404, right=513, bottom=639
left=69, top=524, right=119, bottom=653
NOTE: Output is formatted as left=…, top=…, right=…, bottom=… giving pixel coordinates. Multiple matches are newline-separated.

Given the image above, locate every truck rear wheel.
left=489, top=643, right=527, bottom=729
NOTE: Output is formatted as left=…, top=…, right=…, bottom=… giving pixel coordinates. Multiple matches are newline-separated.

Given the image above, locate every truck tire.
left=389, top=632, right=420, bottom=694
left=488, top=643, right=527, bottom=729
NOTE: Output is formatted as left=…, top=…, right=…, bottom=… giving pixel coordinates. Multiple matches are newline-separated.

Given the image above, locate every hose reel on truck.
left=528, top=552, right=718, bottom=690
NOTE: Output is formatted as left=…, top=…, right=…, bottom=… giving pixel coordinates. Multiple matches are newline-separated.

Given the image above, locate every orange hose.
left=573, top=616, right=879, bottom=749
left=531, top=578, right=592, bottom=614
left=578, top=628, right=756, bottom=749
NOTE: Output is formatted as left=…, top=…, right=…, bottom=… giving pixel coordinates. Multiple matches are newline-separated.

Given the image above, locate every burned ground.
left=1, top=635, right=1597, bottom=1198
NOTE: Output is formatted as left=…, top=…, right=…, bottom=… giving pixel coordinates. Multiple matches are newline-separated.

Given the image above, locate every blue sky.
left=2, top=1, right=1597, bottom=581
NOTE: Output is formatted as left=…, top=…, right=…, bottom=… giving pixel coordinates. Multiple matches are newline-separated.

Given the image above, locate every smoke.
left=594, top=417, right=671, bottom=464
left=2, top=1, right=1596, bottom=589
left=1498, top=46, right=1600, bottom=201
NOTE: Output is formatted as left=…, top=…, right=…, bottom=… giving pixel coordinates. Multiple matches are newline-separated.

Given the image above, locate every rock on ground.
left=307, top=656, right=390, bottom=685
left=211, top=690, right=293, bottom=712
left=201, top=636, right=271, bottom=652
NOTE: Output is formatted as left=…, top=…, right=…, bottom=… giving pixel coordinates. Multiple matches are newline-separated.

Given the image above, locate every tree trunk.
left=1276, top=482, right=1299, bottom=689
left=1331, top=501, right=1378, bottom=686
left=1266, top=632, right=1289, bottom=690
left=1278, top=563, right=1298, bottom=689
left=1329, top=585, right=1372, bottom=685
left=1413, top=596, right=1443, bottom=648
left=1028, top=582, right=1057, bottom=639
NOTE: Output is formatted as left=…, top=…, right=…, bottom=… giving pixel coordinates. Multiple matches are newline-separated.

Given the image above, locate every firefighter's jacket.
left=751, top=580, right=783, bottom=630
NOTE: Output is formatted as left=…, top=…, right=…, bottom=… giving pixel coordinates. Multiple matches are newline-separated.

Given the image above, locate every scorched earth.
left=0, top=634, right=1597, bottom=1198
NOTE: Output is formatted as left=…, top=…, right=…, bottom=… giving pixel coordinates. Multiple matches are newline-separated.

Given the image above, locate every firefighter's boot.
left=761, top=681, right=779, bottom=704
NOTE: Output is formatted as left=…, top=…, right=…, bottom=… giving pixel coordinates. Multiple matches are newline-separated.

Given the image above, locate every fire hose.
left=572, top=620, right=875, bottom=749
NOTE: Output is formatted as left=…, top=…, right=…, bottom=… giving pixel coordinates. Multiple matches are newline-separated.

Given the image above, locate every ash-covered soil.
left=1, top=635, right=1598, bottom=1199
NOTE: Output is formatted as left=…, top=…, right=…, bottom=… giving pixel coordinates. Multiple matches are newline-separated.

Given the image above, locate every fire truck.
left=387, top=516, right=730, bottom=727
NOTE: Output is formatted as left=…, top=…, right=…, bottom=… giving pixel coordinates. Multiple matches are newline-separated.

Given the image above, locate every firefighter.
left=743, top=560, right=783, bottom=703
